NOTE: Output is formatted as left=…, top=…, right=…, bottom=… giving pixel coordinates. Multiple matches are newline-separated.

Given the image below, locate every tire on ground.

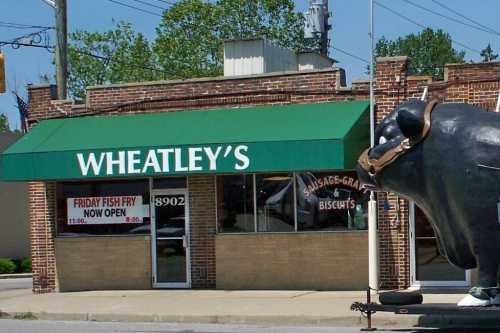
left=379, top=291, right=423, bottom=305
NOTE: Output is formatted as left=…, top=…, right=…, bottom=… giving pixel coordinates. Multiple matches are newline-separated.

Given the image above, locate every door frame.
left=409, top=202, right=470, bottom=288
left=150, top=188, right=191, bottom=289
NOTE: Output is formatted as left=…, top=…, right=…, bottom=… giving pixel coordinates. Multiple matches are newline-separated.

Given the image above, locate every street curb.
left=0, top=310, right=500, bottom=329
left=1, top=311, right=500, bottom=329
left=0, top=274, right=32, bottom=280
left=0, top=311, right=384, bottom=326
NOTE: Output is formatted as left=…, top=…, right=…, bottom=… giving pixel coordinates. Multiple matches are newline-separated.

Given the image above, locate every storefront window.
left=217, top=175, right=255, bottom=232
left=56, top=179, right=150, bottom=236
left=216, top=171, right=368, bottom=234
left=296, top=172, right=368, bottom=231
left=256, top=173, right=294, bottom=232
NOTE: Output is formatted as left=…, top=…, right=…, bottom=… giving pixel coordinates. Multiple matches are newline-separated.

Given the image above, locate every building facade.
left=2, top=56, right=500, bottom=293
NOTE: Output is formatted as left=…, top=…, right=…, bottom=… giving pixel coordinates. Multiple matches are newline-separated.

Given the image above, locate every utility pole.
left=320, top=0, right=329, bottom=56
left=55, top=0, right=67, bottom=99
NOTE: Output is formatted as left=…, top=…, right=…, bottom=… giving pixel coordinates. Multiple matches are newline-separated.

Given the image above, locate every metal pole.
left=55, top=0, right=67, bottom=99
left=368, top=0, right=379, bottom=295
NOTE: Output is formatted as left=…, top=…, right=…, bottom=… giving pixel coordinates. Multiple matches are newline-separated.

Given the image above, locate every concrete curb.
left=0, top=311, right=380, bottom=326
left=0, top=274, right=32, bottom=280
left=1, top=311, right=500, bottom=329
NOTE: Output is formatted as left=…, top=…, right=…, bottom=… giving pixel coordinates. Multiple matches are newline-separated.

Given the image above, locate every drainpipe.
left=368, top=0, right=379, bottom=294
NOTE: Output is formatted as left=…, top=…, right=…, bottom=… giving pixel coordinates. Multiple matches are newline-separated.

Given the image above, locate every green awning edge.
left=0, top=101, right=370, bottom=181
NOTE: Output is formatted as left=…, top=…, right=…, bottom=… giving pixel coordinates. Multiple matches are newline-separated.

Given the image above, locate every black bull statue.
left=356, top=99, right=500, bottom=307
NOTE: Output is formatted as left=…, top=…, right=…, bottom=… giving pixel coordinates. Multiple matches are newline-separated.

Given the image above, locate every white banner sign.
left=67, top=196, right=144, bottom=225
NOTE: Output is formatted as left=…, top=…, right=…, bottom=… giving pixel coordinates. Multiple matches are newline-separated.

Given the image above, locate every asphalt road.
left=0, top=278, right=32, bottom=291
left=0, top=320, right=497, bottom=333
left=0, top=320, right=402, bottom=333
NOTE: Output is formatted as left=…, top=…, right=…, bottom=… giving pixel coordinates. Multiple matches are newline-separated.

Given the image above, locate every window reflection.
left=296, top=172, right=368, bottom=231
left=256, top=173, right=294, bottom=232
left=217, top=175, right=255, bottom=232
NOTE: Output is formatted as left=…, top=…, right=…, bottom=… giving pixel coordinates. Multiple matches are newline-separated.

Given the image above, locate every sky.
left=1, top=0, right=499, bottom=129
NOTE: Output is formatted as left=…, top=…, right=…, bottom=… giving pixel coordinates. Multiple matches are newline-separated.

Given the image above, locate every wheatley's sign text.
left=76, top=145, right=250, bottom=177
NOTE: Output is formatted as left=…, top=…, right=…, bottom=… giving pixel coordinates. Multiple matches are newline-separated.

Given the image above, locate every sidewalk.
left=0, top=288, right=479, bottom=328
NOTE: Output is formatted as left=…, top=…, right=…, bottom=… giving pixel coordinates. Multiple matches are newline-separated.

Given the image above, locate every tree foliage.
left=374, top=28, right=466, bottom=79
left=68, top=22, right=158, bottom=99
left=480, top=43, right=498, bottom=62
left=68, top=0, right=309, bottom=99
left=0, top=113, right=9, bottom=132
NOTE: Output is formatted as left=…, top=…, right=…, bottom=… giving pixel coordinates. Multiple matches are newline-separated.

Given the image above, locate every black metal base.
left=350, top=289, right=500, bottom=331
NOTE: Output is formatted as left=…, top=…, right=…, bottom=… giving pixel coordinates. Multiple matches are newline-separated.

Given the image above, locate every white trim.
left=253, top=174, right=258, bottom=232
left=293, top=172, right=298, bottom=232
left=409, top=201, right=470, bottom=288
left=151, top=187, right=191, bottom=289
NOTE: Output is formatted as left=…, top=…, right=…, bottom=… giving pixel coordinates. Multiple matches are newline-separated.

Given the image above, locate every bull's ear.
left=396, top=109, right=424, bottom=139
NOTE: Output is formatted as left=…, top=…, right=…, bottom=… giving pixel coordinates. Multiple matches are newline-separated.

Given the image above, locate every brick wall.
left=55, top=236, right=151, bottom=291
left=216, top=232, right=368, bottom=290
left=188, top=175, right=217, bottom=288
left=373, top=56, right=411, bottom=289
left=29, top=181, right=56, bottom=293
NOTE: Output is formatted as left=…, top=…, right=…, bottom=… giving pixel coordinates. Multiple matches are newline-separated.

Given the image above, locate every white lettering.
left=77, top=153, right=105, bottom=176
left=157, top=148, right=174, bottom=172
left=106, top=151, right=126, bottom=175
left=142, top=149, right=161, bottom=173
left=234, top=145, right=250, bottom=170
left=127, top=150, right=141, bottom=174
left=204, top=146, right=222, bottom=171
left=174, top=148, right=188, bottom=172
left=188, top=147, right=203, bottom=171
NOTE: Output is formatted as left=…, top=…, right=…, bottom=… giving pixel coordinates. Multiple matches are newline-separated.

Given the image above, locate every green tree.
left=154, top=0, right=308, bottom=78
left=480, top=43, right=498, bottom=62
left=0, top=113, right=9, bottom=132
left=374, top=28, right=466, bottom=79
left=68, top=22, right=160, bottom=99
left=68, top=1, right=310, bottom=98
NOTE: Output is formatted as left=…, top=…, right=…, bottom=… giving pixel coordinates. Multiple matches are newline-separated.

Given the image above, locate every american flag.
left=14, top=93, right=29, bottom=133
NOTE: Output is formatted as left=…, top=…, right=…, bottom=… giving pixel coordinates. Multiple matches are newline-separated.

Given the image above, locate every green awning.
left=0, top=101, right=369, bottom=181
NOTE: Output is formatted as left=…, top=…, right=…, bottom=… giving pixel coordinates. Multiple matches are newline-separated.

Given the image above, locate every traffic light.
left=0, top=52, right=5, bottom=93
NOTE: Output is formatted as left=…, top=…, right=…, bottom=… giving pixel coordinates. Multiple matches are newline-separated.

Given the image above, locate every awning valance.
left=0, top=101, right=369, bottom=181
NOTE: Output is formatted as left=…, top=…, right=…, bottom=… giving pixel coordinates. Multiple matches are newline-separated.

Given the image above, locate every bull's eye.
left=379, top=136, right=388, bottom=145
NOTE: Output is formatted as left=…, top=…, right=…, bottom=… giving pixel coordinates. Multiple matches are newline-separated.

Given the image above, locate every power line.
left=149, top=0, right=176, bottom=5
left=126, top=0, right=168, bottom=11
left=73, top=49, right=171, bottom=76
left=106, top=0, right=163, bottom=17
left=402, top=0, right=500, bottom=37
left=0, top=21, right=54, bottom=30
left=431, top=0, right=500, bottom=37
left=374, top=1, right=481, bottom=55
left=331, top=46, right=369, bottom=64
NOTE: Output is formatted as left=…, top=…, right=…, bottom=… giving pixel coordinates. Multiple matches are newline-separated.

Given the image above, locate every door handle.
left=182, top=235, right=188, bottom=248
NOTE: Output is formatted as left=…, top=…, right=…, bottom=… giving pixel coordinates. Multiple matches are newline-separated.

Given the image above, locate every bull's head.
left=356, top=100, right=432, bottom=196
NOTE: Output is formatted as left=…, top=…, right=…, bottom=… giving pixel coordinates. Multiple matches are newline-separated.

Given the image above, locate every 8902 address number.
left=155, top=196, right=185, bottom=207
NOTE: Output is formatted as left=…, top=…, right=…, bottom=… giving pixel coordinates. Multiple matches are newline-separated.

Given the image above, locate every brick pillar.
left=27, top=84, right=57, bottom=122
left=374, top=56, right=411, bottom=289
left=188, top=175, right=216, bottom=288
left=29, top=182, right=57, bottom=293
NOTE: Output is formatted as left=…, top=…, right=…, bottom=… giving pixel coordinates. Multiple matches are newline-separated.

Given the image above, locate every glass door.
left=410, top=203, right=469, bottom=287
left=151, top=189, right=190, bottom=288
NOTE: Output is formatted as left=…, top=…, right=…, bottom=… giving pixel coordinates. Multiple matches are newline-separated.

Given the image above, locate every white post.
left=420, top=86, right=428, bottom=101
left=368, top=0, right=379, bottom=294
left=495, top=91, right=500, bottom=112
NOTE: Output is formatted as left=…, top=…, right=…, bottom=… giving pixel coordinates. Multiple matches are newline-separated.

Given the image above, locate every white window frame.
left=150, top=181, right=191, bottom=289
left=409, top=201, right=470, bottom=288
